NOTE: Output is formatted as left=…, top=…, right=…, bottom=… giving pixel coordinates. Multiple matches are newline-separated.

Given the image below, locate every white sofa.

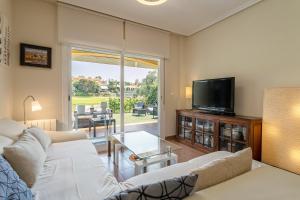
left=32, top=137, right=122, bottom=200
left=0, top=119, right=265, bottom=200
left=35, top=138, right=263, bottom=200
left=0, top=119, right=122, bottom=200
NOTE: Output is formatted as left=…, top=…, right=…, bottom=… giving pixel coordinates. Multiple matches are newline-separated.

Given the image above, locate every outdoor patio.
left=78, top=121, right=159, bottom=138
left=71, top=48, right=160, bottom=138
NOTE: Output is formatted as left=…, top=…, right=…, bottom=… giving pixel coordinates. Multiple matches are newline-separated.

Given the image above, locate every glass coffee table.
left=112, top=131, right=180, bottom=175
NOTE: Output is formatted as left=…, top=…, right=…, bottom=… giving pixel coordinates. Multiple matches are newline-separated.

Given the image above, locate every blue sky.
left=72, top=61, right=156, bottom=82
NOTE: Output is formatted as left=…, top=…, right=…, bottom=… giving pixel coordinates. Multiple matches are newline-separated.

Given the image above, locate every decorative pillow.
left=105, top=192, right=128, bottom=200
left=3, top=133, right=46, bottom=187
left=24, top=127, right=52, bottom=151
left=0, top=119, right=26, bottom=140
left=0, top=155, right=33, bottom=199
left=106, top=174, right=198, bottom=200
left=190, top=148, right=252, bottom=191
left=0, top=136, right=14, bottom=154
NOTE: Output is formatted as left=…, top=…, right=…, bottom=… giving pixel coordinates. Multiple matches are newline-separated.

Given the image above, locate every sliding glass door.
left=70, top=47, right=160, bottom=138
left=124, top=54, right=159, bottom=135
left=71, top=48, right=121, bottom=137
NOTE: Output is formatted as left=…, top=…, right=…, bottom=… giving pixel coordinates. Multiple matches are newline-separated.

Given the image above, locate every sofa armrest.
left=46, top=130, right=89, bottom=143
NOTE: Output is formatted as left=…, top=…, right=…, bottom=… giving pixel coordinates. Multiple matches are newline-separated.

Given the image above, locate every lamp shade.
left=31, top=101, right=42, bottom=112
left=185, top=87, right=192, bottom=99
left=262, top=88, right=300, bottom=174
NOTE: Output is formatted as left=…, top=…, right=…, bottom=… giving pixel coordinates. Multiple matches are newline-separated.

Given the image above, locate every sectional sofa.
left=2, top=119, right=298, bottom=200
left=0, top=119, right=240, bottom=199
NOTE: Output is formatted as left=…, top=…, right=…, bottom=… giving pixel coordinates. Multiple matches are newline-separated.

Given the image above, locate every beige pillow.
left=190, top=148, right=252, bottom=191
left=0, top=119, right=26, bottom=140
left=0, top=135, right=14, bottom=154
left=3, top=133, right=46, bottom=187
left=25, top=127, right=52, bottom=151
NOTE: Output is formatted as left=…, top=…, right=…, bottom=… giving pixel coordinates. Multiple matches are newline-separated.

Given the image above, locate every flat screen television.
left=192, top=77, right=235, bottom=115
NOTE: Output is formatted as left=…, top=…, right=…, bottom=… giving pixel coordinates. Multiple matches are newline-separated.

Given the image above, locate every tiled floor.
left=98, top=138, right=204, bottom=182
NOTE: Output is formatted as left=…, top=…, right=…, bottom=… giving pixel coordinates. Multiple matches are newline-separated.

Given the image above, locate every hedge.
left=108, top=97, right=145, bottom=113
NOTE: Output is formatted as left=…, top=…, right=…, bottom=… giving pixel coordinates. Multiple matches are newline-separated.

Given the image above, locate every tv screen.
left=192, top=77, right=235, bottom=114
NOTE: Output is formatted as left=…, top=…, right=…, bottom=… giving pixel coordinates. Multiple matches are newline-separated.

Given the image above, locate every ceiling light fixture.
left=136, top=0, right=168, bottom=6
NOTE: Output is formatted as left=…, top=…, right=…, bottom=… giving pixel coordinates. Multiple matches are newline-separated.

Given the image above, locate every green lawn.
left=72, top=96, right=157, bottom=124
left=72, top=96, right=109, bottom=106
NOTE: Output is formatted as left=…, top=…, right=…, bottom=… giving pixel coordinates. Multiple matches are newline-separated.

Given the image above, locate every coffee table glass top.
left=112, top=131, right=180, bottom=160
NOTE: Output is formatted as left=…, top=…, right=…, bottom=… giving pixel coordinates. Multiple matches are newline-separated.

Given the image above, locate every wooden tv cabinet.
left=176, top=109, right=262, bottom=160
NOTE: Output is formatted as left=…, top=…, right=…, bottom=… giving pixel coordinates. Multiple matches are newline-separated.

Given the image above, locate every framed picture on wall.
left=20, top=43, right=52, bottom=68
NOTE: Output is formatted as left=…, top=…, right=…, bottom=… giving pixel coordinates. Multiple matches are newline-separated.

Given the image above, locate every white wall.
left=0, top=0, right=13, bottom=119
left=12, top=0, right=61, bottom=122
left=182, top=0, right=300, bottom=117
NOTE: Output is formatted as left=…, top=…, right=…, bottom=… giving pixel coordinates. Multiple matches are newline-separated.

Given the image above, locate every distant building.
left=125, top=85, right=139, bottom=97
left=100, top=85, right=109, bottom=92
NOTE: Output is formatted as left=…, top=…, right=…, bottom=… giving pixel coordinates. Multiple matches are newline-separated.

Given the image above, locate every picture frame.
left=20, top=43, right=52, bottom=68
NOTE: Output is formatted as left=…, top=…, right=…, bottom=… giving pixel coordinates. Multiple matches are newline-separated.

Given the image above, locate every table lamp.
left=185, top=87, right=192, bottom=99
left=23, top=95, right=42, bottom=124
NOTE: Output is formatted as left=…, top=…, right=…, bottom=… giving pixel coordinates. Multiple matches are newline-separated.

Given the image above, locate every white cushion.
left=3, top=133, right=46, bottom=187
left=32, top=140, right=122, bottom=200
left=190, top=148, right=252, bottom=191
left=0, top=119, right=26, bottom=140
left=25, top=127, right=52, bottom=151
left=0, top=135, right=14, bottom=154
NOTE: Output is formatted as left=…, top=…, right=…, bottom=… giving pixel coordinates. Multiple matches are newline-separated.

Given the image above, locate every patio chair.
left=74, top=105, right=97, bottom=129
left=100, top=102, right=107, bottom=113
left=147, top=105, right=158, bottom=119
left=77, top=105, right=86, bottom=115
left=132, top=102, right=146, bottom=116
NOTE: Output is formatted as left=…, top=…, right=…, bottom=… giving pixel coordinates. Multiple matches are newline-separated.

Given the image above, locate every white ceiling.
left=57, top=0, right=262, bottom=36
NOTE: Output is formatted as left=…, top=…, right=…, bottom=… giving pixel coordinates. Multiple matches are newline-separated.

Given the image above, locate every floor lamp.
left=262, top=88, right=300, bottom=174
left=23, top=95, right=42, bottom=124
